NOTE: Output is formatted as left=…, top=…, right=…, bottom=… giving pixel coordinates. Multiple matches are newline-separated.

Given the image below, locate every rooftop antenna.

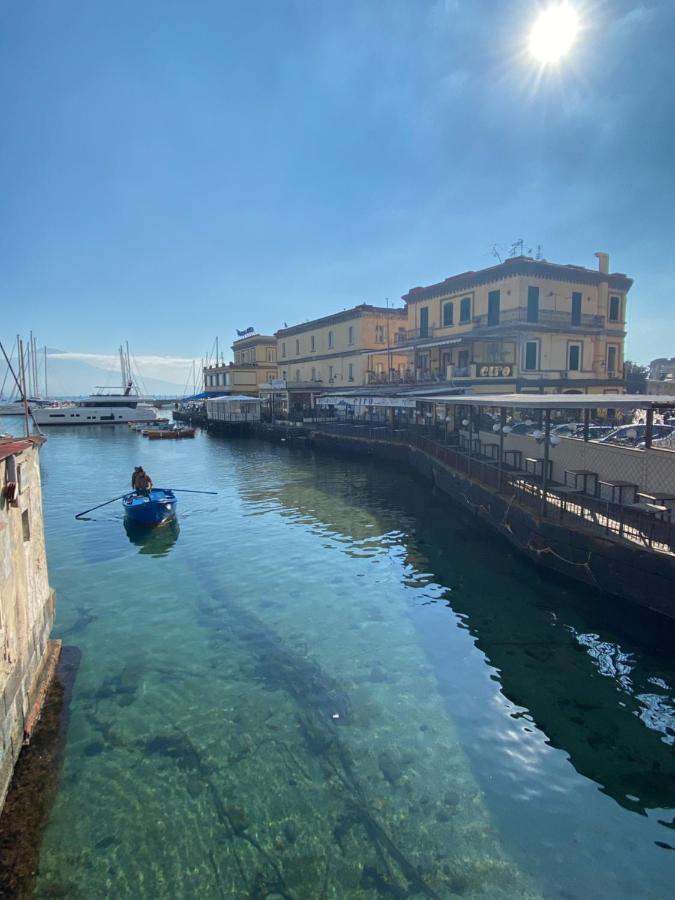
left=491, top=244, right=502, bottom=263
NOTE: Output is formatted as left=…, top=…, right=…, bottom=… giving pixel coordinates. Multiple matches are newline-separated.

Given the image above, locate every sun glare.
left=529, top=3, right=579, bottom=64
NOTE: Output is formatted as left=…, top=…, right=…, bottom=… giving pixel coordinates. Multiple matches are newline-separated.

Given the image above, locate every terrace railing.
left=311, top=423, right=674, bottom=554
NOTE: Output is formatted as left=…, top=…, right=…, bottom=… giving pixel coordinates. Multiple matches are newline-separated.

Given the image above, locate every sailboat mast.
left=18, top=338, right=30, bottom=437
left=33, top=333, right=40, bottom=397
left=44, top=345, right=48, bottom=399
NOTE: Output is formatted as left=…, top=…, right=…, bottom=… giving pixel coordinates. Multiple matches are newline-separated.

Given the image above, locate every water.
left=19, top=423, right=675, bottom=897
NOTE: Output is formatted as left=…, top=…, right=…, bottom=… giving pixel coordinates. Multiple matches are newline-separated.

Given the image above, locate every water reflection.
left=124, top=519, right=180, bottom=556
left=236, top=450, right=675, bottom=817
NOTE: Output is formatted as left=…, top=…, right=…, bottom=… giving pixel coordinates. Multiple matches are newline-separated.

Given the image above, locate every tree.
left=623, top=360, right=649, bottom=393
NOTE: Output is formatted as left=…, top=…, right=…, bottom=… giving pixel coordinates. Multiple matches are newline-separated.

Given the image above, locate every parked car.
left=599, top=424, right=675, bottom=447
left=572, top=425, right=614, bottom=440
left=551, top=422, right=583, bottom=437
left=509, top=422, right=535, bottom=435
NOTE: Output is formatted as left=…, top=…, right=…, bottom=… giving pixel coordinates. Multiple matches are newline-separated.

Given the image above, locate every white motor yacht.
left=33, top=346, right=161, bottom=426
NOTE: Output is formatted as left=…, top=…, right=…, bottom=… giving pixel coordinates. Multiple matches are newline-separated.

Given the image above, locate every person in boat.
left=132, top=466, right=153, bottom=495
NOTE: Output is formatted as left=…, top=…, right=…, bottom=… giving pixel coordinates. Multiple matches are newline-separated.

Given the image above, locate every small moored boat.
left=123, top=489, right=177, bottom=527
left=143, top=426, right=195, bottom=440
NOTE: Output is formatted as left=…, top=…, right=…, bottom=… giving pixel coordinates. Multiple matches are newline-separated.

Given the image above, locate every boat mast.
left=18, top=338, right=30, bottom=437
left=44, top=345, right=48, bottom=399
left=33, top=333, right=40, bottom=398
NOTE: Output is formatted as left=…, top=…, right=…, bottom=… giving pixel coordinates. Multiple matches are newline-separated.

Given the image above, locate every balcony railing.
left=472, top=308, right=604, bottom=329
left=397, top=309, right=606, bottom=344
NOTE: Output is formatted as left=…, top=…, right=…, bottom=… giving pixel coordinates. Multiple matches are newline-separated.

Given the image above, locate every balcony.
left=472, top=308, right=604, bottom=331
left=397, top=308, right=606, bottom=346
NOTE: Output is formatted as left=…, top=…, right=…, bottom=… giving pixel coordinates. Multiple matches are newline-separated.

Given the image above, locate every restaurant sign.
left=477, top=364, right=513, bottom=378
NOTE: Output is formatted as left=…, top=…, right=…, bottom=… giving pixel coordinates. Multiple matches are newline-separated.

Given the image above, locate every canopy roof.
left=414, top=392, right=675, bottom=410
left=207, top=394, right=260, bottom=403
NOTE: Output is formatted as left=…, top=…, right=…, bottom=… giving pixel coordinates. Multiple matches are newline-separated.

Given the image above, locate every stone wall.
left=0, top=442, right=57, bottom=811
left=310, top=430, right=675, bottom=620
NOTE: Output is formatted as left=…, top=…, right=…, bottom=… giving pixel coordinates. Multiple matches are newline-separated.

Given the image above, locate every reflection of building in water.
left=0, top=437, right=59, bottom=811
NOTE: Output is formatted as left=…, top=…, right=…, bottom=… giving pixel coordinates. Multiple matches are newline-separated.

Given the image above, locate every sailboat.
left=0, top=334, right=50, bottom=415
left=33, top=344, right=161, bottom=427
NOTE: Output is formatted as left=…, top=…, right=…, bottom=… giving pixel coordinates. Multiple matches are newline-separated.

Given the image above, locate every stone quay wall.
left=0, top=440, right=58, bottom=811
left=309, top=429, right=675, bottom=621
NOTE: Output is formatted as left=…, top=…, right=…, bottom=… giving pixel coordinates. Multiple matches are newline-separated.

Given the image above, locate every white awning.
left=409, top=393, right=675, bottom=410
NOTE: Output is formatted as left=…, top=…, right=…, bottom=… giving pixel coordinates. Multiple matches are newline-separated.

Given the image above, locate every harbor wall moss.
left=309, top=431, right=675, bottom=621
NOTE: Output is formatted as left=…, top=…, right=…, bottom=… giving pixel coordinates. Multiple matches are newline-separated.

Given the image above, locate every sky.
left=1, top=0, right=673, bottom=369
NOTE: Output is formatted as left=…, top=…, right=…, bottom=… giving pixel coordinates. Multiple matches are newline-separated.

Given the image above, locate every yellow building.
left=400, top=252, right=632, bottom=395
left=271, top=304, right=408, bottom=412
left=203, top=334, right=277, bottom=395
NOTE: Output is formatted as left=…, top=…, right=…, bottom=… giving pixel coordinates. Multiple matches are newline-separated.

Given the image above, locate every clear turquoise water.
left=23, top=423, right=675, bottom=898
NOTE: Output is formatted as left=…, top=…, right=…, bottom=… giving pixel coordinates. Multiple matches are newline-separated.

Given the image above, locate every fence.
left=312, top=423, right=674, bottom=554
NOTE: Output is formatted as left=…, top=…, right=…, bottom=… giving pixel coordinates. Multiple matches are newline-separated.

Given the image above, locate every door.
left=488, top=290, right=500, bottom=326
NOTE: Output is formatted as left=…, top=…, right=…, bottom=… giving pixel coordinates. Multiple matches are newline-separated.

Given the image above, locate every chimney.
left=594, top=251, right=609, bottom=274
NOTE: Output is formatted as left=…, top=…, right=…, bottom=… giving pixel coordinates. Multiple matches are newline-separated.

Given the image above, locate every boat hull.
left=123, top=490, right=177, bottom=527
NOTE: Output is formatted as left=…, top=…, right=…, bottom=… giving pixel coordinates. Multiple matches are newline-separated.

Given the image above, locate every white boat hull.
left=33, top=405, right=161, bottom=426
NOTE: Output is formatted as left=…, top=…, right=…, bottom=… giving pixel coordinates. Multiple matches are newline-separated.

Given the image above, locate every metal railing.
left=310, top=423, right=674, bottom=554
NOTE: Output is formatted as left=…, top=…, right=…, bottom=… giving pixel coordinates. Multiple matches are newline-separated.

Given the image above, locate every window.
left=348, top=325, right=354, bottom=344
left=295, top=369, right=300, bottom=382
left=488, top=290, right=500, bottom=326
left=328, top=365, right=334, bottom=382
left=282, top=370, right=287, bottom=380
left=375, top=325, right=385, bottom=342
left=458, top=350, right=469, bottom=369
left=311, top=367, right=316, bottom=381
left=607, top=345, right=618, bottom=374
left=524, top=341, right=538, bottom=370
left=22, top=509, right=30, bottom=542
left=282, top=342, right=286, bottom=357
left=295, top=339, right=300, bottom=355
left=419, top=307, right=429, bottom=337
left=609, top=295, right=621, bottom=322
left=348, top=363, right=354, bottom=381
left=310, top=335, right=315, bottom=351
left=443, top=302, right=454, bottom=327
left=460, top=296, right=471, bottom=323
left=571, top=291, right=582, bottom=326
left=527, top=286, right=539, bottom=323
left=328, top=330, right=334, bottom=349
left=568, top=343, right=581, bottom=371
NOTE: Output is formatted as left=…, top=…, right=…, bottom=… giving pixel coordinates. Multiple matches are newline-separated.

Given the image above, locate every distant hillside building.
left=648, top=357, right=675, bottom=396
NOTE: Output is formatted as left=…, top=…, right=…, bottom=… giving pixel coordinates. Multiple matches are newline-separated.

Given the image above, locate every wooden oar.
left=75, top=493, right=130, bottom=519
left=156, top=488, right=218, bottom=494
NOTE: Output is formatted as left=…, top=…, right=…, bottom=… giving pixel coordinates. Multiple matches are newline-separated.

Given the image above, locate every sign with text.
left=477, top=364, right=513, bottom=378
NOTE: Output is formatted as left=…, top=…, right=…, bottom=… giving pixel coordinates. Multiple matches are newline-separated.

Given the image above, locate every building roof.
left=402, top=256, right=633, bottom=304
left=411, top=393, right=675, bottom=410
left=0, top=435, right=46, bottom=462
left=232, top=333, right=276, bottom=349
left=275, top=304, right=406, bottom=338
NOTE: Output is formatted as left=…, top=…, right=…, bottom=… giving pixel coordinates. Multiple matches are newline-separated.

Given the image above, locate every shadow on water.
left=241, top=448, right=675, bottom=818
left=184, top=563, right=451, bottom=899
left=123, top=518, right=180, bottom=556
left=0, top=647, right=81, bottom=900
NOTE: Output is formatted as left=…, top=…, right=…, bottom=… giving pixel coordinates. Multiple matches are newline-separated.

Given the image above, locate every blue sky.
left=1, top=0, right=673, bottom=370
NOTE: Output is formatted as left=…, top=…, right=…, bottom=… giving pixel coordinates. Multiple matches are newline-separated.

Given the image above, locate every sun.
left=529, top=3, right=580, bottom=64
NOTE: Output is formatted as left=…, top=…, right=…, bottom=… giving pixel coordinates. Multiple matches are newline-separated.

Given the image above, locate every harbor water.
left=19, top=424, right=675, bottom=897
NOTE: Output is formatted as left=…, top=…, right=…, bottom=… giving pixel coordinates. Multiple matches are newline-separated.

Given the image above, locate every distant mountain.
left=1, top=348, right=189, bottom=399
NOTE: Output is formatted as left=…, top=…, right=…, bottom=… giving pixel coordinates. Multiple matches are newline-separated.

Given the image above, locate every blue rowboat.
left=123, top=489, right=177, bottom=527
